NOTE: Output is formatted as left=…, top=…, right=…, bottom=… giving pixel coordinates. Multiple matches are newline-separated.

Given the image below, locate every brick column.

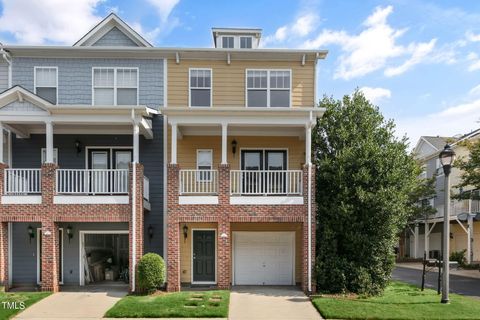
left=0, top=223, right=9, bottom=291
left=217, top=220, right=231, bottom=289
left=41, top=163, right=58, bottom=204
left=128, top=163, right=144, bottom=292
left=167, top=164, right=180, bottom=292
left=218, top=164, right=230, bottom=205
left=0, top=163, right=8, bottom=197
left=302, top=164, right=316, bottom=293
left=40, top=220, right=59, bottom=292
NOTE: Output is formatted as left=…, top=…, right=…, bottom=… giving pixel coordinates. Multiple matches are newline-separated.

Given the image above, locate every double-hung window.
left=222, top=36, right=234, bottom=48
left=93, top=68, right=138, bottom=105
left=189, top=69, right=212, bottom=107
left=197, top=149, right=213, bottom=181
left=240, top=36, right=252, bottom=49
left=35, top=67, right=58, bottom=104
left=247, top=70, right=291, bottom=107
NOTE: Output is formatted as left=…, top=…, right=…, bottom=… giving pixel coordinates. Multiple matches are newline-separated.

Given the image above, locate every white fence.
left=230, top=170, right=303, bottom=195
left=179, top=170, right=218, bottom=194
left=4, top=169, right=42, bottom=194
left=56, top=169, right=129, bottom=194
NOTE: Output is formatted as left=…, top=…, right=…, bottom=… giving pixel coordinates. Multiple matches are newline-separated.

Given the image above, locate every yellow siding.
left=180, top=223, right=217, bottom=283
left=167, top=128, right=305, bottom=170
left=231, top=223, right=303, bottom=283
left=451, top=221, right=480, bottom=261
left=168, top=59, right=315, bottom=107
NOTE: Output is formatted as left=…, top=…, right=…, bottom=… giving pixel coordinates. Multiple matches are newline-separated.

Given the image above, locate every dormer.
left=212, top=28, right=262, bottom=49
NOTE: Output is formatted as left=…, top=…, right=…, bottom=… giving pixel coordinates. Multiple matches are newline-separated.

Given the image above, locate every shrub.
left=450, top=250, right=467, bottom=267
left=137, top=253, right=166, bottom=293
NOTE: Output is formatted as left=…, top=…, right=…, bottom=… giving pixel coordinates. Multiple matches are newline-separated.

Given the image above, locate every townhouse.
left=0, top=13, right=326, bottom=293
left=403, top=131, right=480, bottom=263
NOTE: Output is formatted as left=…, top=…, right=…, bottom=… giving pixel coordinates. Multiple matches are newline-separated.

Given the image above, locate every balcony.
left=230, top=170, right=302, bottom=196
left=3, top=168, right=42, bottom=203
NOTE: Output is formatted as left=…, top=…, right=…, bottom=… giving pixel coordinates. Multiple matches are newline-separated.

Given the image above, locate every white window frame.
left=34, top=66, right=58, bottom=105
left=92, top=67, right=139, bottom=106
left=245, top=69, right=292, bottom=108
left=196, top=149, right=213, bottom=182
left=221, top=36, right=234, bottom=48
left=41, top=148, right=58, bottom=165
left=240, top=36, right=253, bottom=49
left=189, top=68, right=213, bottom=108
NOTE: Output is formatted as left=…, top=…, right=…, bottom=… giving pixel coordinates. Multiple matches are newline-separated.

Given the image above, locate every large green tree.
left=314, top=91, right=418, bottom=295
left=453, top=139, right=480, bottom=199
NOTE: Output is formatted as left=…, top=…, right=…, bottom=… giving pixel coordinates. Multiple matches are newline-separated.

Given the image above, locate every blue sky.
left=1, top=0, right=480, bottom=146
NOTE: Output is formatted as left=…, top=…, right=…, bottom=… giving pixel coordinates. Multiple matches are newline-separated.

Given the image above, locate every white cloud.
left=466, top=31, right=480, bottom=42
left=396, top=98, right=480, bottom=145
left=263, top=13, right=319, bottom=47
left=147, top=0, right=180, bottom=23
left=469, top=84, right=480, bottom=96
left=0, top=0, right=103, bottom=44
left=359, top=87, right=391, bottom=104
left=302, top=6, right=437, bottom=80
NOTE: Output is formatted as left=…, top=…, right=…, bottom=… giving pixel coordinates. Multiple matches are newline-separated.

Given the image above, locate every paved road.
left=393, top=266, right=480, bottom=299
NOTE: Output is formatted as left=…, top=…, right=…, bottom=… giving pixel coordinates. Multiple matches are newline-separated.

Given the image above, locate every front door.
left=192, top=230, right=216, bottom=283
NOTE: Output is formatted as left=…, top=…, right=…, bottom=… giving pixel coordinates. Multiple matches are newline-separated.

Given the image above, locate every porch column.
left=133, top=121, right=140, bottom=163
left=0, top=122, right=3, bottom=164
left=305, top=124, right=312, bottom=165
left=468, top=215, right=474, bottom=264
left=217, top=221, right=231, bottom=289
left=45, top=121, right=54, bottom=163
left=425, top=222, right=429, bottom=259
left=171, top=123, right=177, bottom=164
left=40, top=221, right=59, bottom=292
left=221, top=123, right=228, bottom=165
left=414, top=224, right=419, bottom=258
left=0, top=222, right=9, bottom=290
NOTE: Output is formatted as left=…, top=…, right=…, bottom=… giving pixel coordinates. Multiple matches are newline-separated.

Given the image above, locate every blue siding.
left=12, top=58, right=164, bottom=108
left=92, top=27, right=138, bottom=47
left=12, top=222, right=40, bottom=285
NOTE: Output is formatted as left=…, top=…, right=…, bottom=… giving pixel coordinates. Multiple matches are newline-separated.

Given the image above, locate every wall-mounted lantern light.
left=27, top=226, right=35, bottom=243
left=66, top=225, right=73, bottom=243
left=231, top=139, right=237, bottom=155
left=74, top=140, right=82, bottom=154
left=183, top=224, right=189, bottom=241
left=148, top=225, right=154, bottom=242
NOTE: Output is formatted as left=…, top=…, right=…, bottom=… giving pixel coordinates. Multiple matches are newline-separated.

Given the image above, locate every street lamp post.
left=439, top=144, right=456, bottom=304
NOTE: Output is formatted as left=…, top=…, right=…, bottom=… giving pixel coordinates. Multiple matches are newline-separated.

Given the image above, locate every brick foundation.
left=167, top=163, right=316, bottom=293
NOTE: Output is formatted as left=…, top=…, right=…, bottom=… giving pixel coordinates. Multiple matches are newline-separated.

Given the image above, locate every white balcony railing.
left=230, top=170, right=303, bottom=195
left=56, top=169, right=129, bottom=194
left=4, top=169, right=42, bottom=195
left=143, top=176, right=150, bottom=201
left=179, top=170, right=218, bottom=195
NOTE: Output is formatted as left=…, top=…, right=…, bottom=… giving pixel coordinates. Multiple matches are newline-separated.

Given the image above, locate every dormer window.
left=240, top=37, right=252, bottom=49
left=222, top=36, right=234, bottom=48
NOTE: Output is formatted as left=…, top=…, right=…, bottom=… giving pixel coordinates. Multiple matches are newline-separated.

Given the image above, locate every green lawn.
left=312, top=281, right=480, bottom=320
left=0, top=291, right=51, bottom=319
left=105, top=290, right=229, bottom=318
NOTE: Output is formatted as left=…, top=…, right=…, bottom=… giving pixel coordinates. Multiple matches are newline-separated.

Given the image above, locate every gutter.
left=0, top=48, right=12, bottom=87
left=131, top=109, right=137, bottom=292
left=307, top=110, right=315, bottom=293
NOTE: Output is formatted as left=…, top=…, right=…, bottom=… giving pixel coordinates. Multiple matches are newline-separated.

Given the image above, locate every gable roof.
left=0, top=85, right=52, bottom=112
left=422, top=136, right=449, bottom=150
left=73, top=13, right=152, bottom=47
left=413, top=136, right=449, bottom=160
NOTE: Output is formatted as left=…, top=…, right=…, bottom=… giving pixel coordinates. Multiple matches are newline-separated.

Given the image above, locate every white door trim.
left=37, top=228, right=64, bottom=285
left=232, top=231, right=295, bottom=286
left=78, top=230, right=129, bottom=286
left=191, top=228, right=217, bottom=285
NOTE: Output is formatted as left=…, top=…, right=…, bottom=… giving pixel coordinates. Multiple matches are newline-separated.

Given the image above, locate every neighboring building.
left=404, top=132, right=480, bottom=263
left=0, top=13, right=327, bottom=293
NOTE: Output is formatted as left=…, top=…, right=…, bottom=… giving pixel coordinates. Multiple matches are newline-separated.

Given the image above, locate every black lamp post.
left=439, top=144, right=455, bottom=304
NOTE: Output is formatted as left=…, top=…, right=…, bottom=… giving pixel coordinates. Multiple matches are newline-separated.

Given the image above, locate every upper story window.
left=189, top=69, right=212, bottom=107
left=222, top=36, right=234, bottom=48
left=92, top=67, right=138, bottom=105
left=240, top=37, right=252, bottom=49
left=246, top=69, right=291, bottom=107
left=35, top=67, right=58, bottom=104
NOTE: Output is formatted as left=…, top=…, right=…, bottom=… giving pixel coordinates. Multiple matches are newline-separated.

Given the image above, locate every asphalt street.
left=393, top=266, right=480, bottom=299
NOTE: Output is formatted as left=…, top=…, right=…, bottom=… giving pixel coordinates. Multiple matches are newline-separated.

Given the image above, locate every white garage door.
left=233, top=232, right=294, bottom=285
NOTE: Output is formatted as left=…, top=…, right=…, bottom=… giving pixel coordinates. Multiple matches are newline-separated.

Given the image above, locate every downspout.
left=131, top=109, right=137, bottom=292
left=307, top=110, right=314, bottom=293
left=0, top=48, right=12, bottom=87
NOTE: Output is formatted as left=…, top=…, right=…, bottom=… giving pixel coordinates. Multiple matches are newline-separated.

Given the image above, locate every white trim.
left=245, top=69, right=292, bottom=108
left=131, top=163, right=137, bottom=291
left=239, top=36, right=253, bottom=49
left=53, top=195, right=129, bottom=204
left=37, top=228, right=64, bottom=285
left=1, top=195, right=42, bottom=204
left=163, top=116, right=168, bottom=279
left=230, top=196, right=303, bottom=205
left=92, top=67, right=139, bottom=106
left=239, top=147, right=289, bottom=170
left=191, top=228, right=217, bottom=285
left=188, top=68, right=212, bottom=108
left=232, top=231, right=295, bottom=286
left=163, top=59, right=168, bottom=108
left=84, top=146, right=133, bottom=169
left=34, top=66, right=58, bottom=105
left=79, top=230, right=129, bottom=286
left=179, top=196, right=219, bottom=205
left=196, top=149, right=213, bottom=181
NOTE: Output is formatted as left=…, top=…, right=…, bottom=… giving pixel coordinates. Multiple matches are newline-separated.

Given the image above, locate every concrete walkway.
left=14, top=287, right=127, bottom=320
left=229, top=286, right=322, bottom=320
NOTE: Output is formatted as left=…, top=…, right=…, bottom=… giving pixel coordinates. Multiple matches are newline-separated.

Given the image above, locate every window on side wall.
left=197, top=149, right=213, bottom=181
left=41, top=148, right=58, bottom=165
left=35, top=67, right=57, bottom=104
left=247, top=70, right=291, bottom=107
left=190, top=69, right=212, bottom=107
left=222, top=36, right=234, bottom=48
left=240, top=37, right=252, bottom=49
left=93, top=68, right=138, bottom=105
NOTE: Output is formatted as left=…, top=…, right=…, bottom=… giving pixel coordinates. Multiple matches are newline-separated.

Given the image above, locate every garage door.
left=233, top=232, right=294, bottom=285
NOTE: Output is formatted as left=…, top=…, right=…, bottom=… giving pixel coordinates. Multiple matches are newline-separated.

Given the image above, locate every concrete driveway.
left=14, top=286, right=127, bottom=320
left=229, top=286, right=322, bottom=320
